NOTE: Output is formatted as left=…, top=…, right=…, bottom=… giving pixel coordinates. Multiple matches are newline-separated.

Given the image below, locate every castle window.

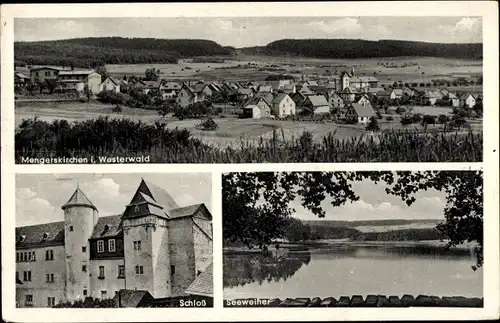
left=101, top=291, right=107, bottom=299
left=135, top=265, right=144, bottom=275
left=82, top=246, right=86, bottom=252
left=45, top=249, right=54, bottom=260
left=82, top=265, right=87, bottom=272
left=46, top=273, right=55, bottom=283
left=69, top=226, right=74, bottom=232
left=47, top=297, right=56, bottom=307
left=25, top=295, right=33, bottom=307
left=83, top=289, right=88, bottom=297
left=108, top=239, right=116, bottom=252
left=118, top=265, right=125, bottom=278
left=31, top=251, right=36, bottom=261
left=19, top=235, right=26, bottom=242
left=16, top=271, right=19, bottom=281
left=133, top=241, right=141, bottom=251
left=98, top=266, right=105, bottom=279
left=23, top=271, right=32, bottom=282
left=197, top=270, right=202, bottom=277
left=42, top=232, right=49, bottom=241
left=97, top=240, right=105, bottom=253
left=171, top=265, right=175, bottom=275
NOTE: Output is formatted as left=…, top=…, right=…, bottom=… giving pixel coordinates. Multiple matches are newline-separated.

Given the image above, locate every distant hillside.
left=303, top=219, right=442, bottom=228
left=14, top=37, right=235, bottom=68
left=242, top=39, right=482, bottom=60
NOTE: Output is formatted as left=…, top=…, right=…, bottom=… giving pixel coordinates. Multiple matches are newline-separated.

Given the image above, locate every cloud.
left=16, top=190, right=57, bottom=226
left=306, top=18, right=362, bottom=35
left=455, top=17, right=480, bottom=32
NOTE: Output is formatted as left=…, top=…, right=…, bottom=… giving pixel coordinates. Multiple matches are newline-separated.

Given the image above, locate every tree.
left=421, top=114, right=436, bottom=131
left=83, top=85, right=93, bottom=102
left=222, top=171, right=483, bottom=269
left=95, top=65, right=109, bottom=82
left=365, top=116, right=380, bottom=132
left=145, top=68, right=159, bottom=81
left=472, top=102, right=483, bottom=118
left=438, top=114, right=449, bottom=124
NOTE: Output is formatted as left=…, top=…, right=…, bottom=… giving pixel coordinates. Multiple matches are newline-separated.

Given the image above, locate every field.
left=96, top=55, right=483, bottom=85
left=17, top=102, right=482, bottom=150
left=354, top=222, right=441, bottom=233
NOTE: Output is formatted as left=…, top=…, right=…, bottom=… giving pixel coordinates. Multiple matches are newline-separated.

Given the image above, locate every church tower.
left=62, top=186, right=98, bottom=301
left=122, top=179, right=179, bottom=298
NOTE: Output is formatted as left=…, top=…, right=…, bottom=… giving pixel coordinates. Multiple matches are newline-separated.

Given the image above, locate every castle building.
left=15, top=179, right=213, bottom=308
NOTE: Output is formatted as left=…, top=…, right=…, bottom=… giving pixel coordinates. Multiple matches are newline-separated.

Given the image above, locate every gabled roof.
left=58, top=70, right=96, bottom=76
left=300, top=85, right=314, bottom=95
left=141, top=179, right=180, bottom=211
left=169, top=203, right=207, bottom=219
left=283, top=83, right=295, bottom=91
left=259, top=85, right=273, bottom=93
left=101, top=77, right=119, bottom=86
left=30, top=66, right=62, bottom=71
left=194, top=83, right=207, bottom=93
left=180, top=83, right=196, bottom=97
left=447, top=92, right=458, bottom=99
left=272, top=93, right=289, bottom=104
left=162, top=81, right=182, bottom=90
left=16, top=221, right=65, bottom=249
left=306, top=95, right=329, bottom=107
left=143, top=81, right=161, bottom=89
left=15, top=72, right=29, bottom=79
left=237, top=88, right=253, bottom=95
left=90, top=215, right=123, bottom=239
left=244, top=96, right=271, bottom=108
left=350, top=102, right=375, bottom=117
left=342, top=87, right=358, bottom=94
left=459, top=93, right=475, bottom=100
left=61, top=187, right=97, bottom=211
left=185, top=264, right=213, bottom=297
left=114, top=290, right=153, bottom=308
left=393, top=89, right=404, bottom=96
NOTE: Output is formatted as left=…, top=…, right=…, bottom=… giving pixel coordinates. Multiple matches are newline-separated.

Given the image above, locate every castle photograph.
left=15, top=173, right=213, bottom=308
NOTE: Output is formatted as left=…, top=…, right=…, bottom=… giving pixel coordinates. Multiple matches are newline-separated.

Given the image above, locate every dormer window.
left=19, top=235, right=26, bottom=242
left=134, top=205, right=140, bottom=212
left=42, top=232, right=49, bottom=241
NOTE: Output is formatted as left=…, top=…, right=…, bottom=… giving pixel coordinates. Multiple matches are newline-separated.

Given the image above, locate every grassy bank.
left=15, top=117, right=482, bottom=163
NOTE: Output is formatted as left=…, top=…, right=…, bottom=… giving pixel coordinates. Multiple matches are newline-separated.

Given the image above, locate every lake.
left=223, top=245, right=483, bottom=300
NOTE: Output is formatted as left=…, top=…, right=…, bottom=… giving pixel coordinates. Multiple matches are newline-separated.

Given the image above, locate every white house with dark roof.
left=57, top=70, right=102, bottom=94
left=345, top=102, right=375, bottom=124
left=303, top=95, right=331, bottom=115
left=99, top=77, right=120, bottom=93
left=459, top=93, right=476, bottom=109
left=271, top=93, right=296, bottom=118
left=15, top=179, right=212, bottom=308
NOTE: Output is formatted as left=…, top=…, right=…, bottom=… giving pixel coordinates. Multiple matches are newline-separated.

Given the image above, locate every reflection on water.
left=223, top=245, right=483, bottom=299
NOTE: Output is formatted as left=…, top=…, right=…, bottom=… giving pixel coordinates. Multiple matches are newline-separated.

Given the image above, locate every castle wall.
left=168, top=218, right=196, bottom=296
left=151, top=225, right=172, bottom=298
left=123, top=221, right=154, bottom=293
left=89, top=258, right=125, bottom=300
left=16, top=245, right=66, bottom=307
left=193, top=223, right=213, bottom=275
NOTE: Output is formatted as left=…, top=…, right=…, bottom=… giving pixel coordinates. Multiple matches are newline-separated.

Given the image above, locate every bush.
left=385, top=115, right=394, bottom=121
left=396, top=107, right=406, bottom=114
left=438, top=114, right=449, bottom=124
left=97, top=91, right=128, bottom=105
left=195, top=118, right=219, bottom=131
left=111, top=105, right=123, bottom=113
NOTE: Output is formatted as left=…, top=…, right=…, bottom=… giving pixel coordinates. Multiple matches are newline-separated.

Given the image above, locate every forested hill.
left=14, top=37, right=235, bottom=68
left=242, top=39, right=482, bottom=59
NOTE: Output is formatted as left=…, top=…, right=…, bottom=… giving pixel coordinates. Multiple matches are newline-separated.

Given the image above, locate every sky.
left=14, top=17, right=482, bottom=48
left=289, top=176, right=447, bottom=222
left=16, top=173, right=212, bottom=226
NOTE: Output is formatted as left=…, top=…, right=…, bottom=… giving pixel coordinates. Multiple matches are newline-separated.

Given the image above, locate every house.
left=283, top=83, right=296, bottom=94
left=54, top=80, right=85, bottom=93
left=258, top=85, right=273, bottom=93
left=194, top=83, right=213, bottom=101
left=423, top=90, right=443, bottom=105
left=304, top=80, right=319, bottom=86
left=299, top=85, right=315, bottom=96
left=291, top=91, right=306, bottom=107
left=447, top=92, right=460, bottom=107
left=439, top=88, right=450, bottom=97
left=57, top=70, right=102, bottom=94
left=402, top=87, right=417, bottom=97
left=328, top=92, right=344, bottom=111
left=271, top=93, right=296, bottom=118
left=236, top=88, right=254, bottom=102
left=162, top=81, right=182, bottom=93
left=176, top=84, right=199, bottom=108
left=303, top=95, right=331, bottom=115
left=15, top=72, right=30, bottom=88
left=350, top=76, right=379, bottom=89
left=346, top=102, right=375, bottom=124
left=340, top=72, right=351, bottom=90
left=367, top=87, right=385, bottom=95
left=30, top=66, right=61, bottom=84
left=100, top=77, right=120, bottom=93
left=356, top=94, right=371, bottom=106
left=459, top=93, right=476, bottom=108
left=15, top=179, right=212, bottom=307
left=242, top=96, right=272, bottom=119
left=340, top=86, right=358, bottom=103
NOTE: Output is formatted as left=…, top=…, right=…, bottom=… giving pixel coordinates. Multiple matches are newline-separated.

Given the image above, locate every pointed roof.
left=61, top=187, right=97, bottom=211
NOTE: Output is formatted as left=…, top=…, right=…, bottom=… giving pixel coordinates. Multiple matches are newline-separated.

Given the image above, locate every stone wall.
left=224, top=295, right=483, bottom=307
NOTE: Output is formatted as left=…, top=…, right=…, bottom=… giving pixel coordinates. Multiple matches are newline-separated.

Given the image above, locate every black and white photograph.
left=15, top=173, right=213, bottom=308
left=222, top=171, right=484, bottom=307
left=13, top=16, right=483, bottom=164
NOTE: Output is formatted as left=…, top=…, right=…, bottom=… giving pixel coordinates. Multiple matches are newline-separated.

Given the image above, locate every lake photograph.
left=222, top=171, right=483, bottom=307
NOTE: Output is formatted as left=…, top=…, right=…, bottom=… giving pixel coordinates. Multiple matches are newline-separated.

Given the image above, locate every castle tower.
left=122, top=179, right=179, bottom=298
left=61, top=186, right=98, bottom=301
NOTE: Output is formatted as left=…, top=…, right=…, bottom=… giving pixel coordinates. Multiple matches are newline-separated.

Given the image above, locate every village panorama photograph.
left=14, top=16, right=483, bottom=163
left=15, top=173, right=213, bottom=308
left=222, top=171, right=484, bottom=307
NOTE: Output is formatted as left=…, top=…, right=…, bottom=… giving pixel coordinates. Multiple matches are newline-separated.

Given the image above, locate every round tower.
left=61, top=186, right=98, bottom=302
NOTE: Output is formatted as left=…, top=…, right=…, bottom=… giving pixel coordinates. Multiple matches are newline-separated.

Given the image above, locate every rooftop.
left=61, top=187, right=97, bottom=211
left=185, top=264, right=213, bottom=297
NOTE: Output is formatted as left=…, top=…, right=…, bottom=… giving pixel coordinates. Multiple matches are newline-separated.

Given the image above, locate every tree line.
left=14, top=37, right=234, bottom=68
left=244, top=39, right=482, bottom=60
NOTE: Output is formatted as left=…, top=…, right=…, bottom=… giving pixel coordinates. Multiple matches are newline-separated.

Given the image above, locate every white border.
left=2, top=1, right=499, bottom=322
